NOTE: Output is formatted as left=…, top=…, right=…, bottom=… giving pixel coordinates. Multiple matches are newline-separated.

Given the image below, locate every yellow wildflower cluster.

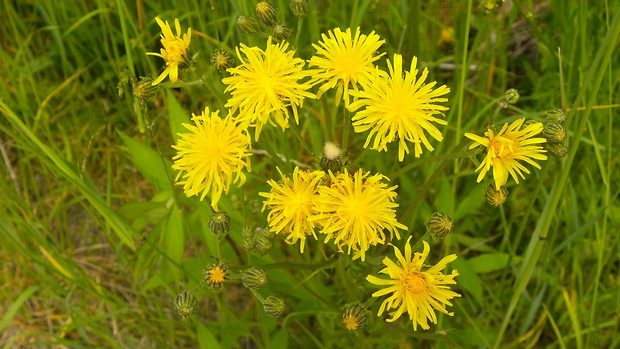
left=140, top=12, right=551, bottom=333
left=260, top=167, right=408, bottom=260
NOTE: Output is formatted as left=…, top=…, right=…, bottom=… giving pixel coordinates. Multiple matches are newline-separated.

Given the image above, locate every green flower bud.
left=546, top=109, right=566, bottom=124
left=545, top=141, right=568, bottom=158
left=210, top=49, right=234, bottom=72
left=132, top=76, right=158, bottom=100
left=543, top=122, right=567, bottom=143
left=209, top=211, right=231, bottom=237
left=255, top=1, right=278, bottom=27
left=485, top=185, right=508, bottom=207
left=504, top=88, right=520, bottom=104
left=263, top=294, right=287, bottom=317
left=425, top=212, right=453, bottom=238
left=236, top=15, right=260, bottom=36
left=242, top=266, right=268, bottom=289
left=252, top=232, right=273, bottom=256
left=272, top=23, right=291, bottom=41
left=290, top=0, right=309, bottom=16
left=342, top=302, right=368, bottom=331
left=174, top=291, right=198, bottom=318
left=117, top=68, right=137, bottom=99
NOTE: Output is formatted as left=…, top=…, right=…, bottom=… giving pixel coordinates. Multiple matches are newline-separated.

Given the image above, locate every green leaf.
left=163, top=205, right=185, bottom=282
left=197, top=322, right=222, bottom=349
left=0, top=286, right=38, bottom=333
left=117, top=130, right=172, bottom=192
left=468, top=253, right=521, bottom=274
left=451, top=257, right=483, bottom=305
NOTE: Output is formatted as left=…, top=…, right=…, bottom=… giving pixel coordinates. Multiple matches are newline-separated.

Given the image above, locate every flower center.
left=403, top=271, right=427, bottom=295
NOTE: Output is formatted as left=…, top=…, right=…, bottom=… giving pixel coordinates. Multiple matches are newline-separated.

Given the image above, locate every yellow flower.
left=147, top=17, right=192, bottom=85
left=311, top=169, right=408, bottom=261
left=205, top=264, right=228, bottom=288
left=172, top=107, right=252, bottom=210
left=308, top=27, right=385, bottom=107
left=222, top=37, right=315, bottom=140
left=464, top=118, right=547, bottom=189
left=366, top=238, right=460, bottom=331
left=259, top=167, right=324, bottom=253
left=348, top=54, right=450, bottom=161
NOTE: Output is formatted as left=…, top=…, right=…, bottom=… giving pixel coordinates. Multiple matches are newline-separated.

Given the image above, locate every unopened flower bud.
left=320, top=142, right=342, bottom=173
left=543, top=122, right=567, bottom=143
left=211, top=49, right=234, bottom=72
left=256, top=1, right=278, bottom=27
left=209, top=211, right=231, bottom=237
left=237, top=15, right=260, bottom=36
left=272, top=23, right=291, bottom=41
left=263, top=295, right=287, bottom=317
left=342, top=302, right=368, bottom=331
left=290, top=0, right=309, bottom=16
left=546, top=109, right=566, bottom=124
left=504, top=88, right=520, bottom=104
left=252, top=232, right=273, bottom=256
left=485, top=185, right=508, bottom=207
left=545, top=141, right=568, bottom=158
left=132, top=76, right=158, bottom=100
left=426, top=212, right=453, bottom=238
left=174, top=291, right=198, bottom=318
left=242, top=266, right=268, bottom=289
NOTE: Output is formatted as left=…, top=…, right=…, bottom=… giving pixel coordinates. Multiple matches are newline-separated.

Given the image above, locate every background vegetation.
left=1, top=0, right=619, bottom=348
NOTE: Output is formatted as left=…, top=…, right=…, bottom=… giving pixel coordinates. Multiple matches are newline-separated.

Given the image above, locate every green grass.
left=1, top=0, right=619, bottom=348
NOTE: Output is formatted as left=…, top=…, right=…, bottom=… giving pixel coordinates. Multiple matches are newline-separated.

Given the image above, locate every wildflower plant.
left=113, top=4, right=565, bottom=347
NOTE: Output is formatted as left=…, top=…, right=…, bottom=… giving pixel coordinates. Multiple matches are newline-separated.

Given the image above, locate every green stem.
left=116, top=0, right=145, bottom=133
left=342, top=107, right=351, bottom=153
left=347, top=146, right=371, bottom=169
left=411, top=232, right=430, bottom=252
left=390, top=148, right=479, bottom=180
left=288, top=119, right=314, bottom=156
left=259, top=255, right=339, bottom=271
left=294, top=16, right=303, bottom=49
left=255, top=138, right=291, bottom=173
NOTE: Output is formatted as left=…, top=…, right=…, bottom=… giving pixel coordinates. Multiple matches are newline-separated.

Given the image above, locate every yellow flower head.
left=222, top=37, right=316, bottom=140
left=205, top=264, right=228, bottom=288
left=464, top=117, right=547, bottom=189
left=366, top=238, right=460, bottom=331
left=349, top=54, right=450, bottom=161
left=259, top=167, right=324, bottom=253
left=311, top=169, right=408, bottom=261
left=308, top=27, right=385, bottom=107
left=172, top=107, right=252, bottom=210
left=147, top=17, right=192, bottom=85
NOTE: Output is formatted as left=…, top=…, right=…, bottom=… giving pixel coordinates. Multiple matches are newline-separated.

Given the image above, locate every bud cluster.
left=242, top=226, right=275, bottom=256
left=235, top=1, right=308, bottom=41
left=543, top=109, right=568, bottom=157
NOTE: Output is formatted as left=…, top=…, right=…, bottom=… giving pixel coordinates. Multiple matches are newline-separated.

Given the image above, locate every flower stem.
left=288, top=119, right=314, bottom=157
left=259, top=255, right=339, bottom=271
left=294, top=16, right=304, bottom=50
